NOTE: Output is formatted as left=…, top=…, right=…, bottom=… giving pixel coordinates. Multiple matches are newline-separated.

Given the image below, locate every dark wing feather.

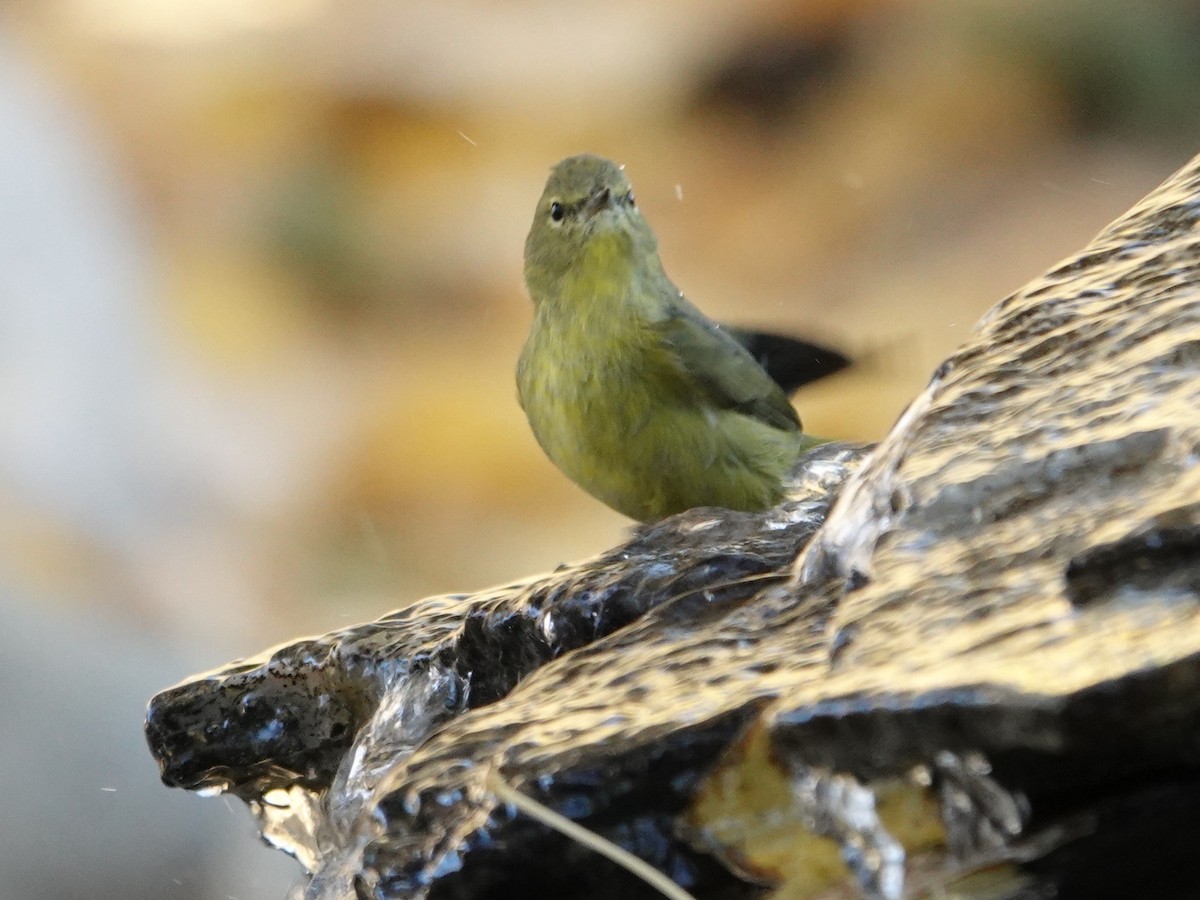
left=725, top=327, right=850, bottom=394
left=653, top=304, right=803, bottom=433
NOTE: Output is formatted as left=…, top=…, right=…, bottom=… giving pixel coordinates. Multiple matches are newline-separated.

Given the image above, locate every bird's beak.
left=583, top=186, right=613, bottom=220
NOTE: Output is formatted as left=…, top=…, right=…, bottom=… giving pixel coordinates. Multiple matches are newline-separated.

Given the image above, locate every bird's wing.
left=724, top=327, right=851, bottom=395
left=653, top=303, right=803, bottom=433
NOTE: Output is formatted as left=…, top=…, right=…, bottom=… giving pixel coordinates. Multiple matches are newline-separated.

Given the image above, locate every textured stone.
left=147, top=151, right=1200, bottom=900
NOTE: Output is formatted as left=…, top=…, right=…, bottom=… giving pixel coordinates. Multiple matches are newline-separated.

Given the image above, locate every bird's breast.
left=519, top=302, right=656, bottom=449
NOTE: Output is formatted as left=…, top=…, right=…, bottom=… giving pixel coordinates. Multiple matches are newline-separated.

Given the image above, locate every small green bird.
left=518, top=154, right=830, bottom=522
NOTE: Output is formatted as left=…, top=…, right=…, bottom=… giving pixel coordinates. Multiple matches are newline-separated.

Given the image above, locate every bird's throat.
left=567, top=229, right=638, bottom=305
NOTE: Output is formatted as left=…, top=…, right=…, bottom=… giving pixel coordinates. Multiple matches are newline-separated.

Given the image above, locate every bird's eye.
left=549, top=201, right=565, bottom=223
left=624, top=190, right=635, bottom=207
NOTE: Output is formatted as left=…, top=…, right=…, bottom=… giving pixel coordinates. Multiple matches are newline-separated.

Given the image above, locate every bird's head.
left=524, top=154, right=657, bottom=294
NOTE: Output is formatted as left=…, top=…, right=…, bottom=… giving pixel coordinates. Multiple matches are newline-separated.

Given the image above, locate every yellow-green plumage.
left=518, top=154, right=819, bottom=522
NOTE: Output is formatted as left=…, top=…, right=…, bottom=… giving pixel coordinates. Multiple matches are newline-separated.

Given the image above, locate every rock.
left=147, top=150, right=1200, bottom=900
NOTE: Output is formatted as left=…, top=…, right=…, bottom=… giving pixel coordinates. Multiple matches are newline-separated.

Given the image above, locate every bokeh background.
left=2, top=1, right=1197, bottom=897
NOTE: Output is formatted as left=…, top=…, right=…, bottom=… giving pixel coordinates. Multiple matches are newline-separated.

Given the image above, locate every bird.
left=517, top=154, right=840, bottom=522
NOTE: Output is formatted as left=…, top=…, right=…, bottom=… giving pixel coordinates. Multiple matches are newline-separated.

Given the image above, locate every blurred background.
left=1, top=1, right=1197, bottom=897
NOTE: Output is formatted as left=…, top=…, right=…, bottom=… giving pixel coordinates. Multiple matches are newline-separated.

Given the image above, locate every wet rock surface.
left=146, top=443, right=866, bottom=894
left=148, top=152, right=1200, bottom=900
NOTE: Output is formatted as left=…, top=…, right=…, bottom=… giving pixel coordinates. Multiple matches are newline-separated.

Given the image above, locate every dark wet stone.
left=146, top=443, right=865, bottom=896
left=148, top=152, right=1200, bottom=900
left=1064, top=502, right=1200, bottom=607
